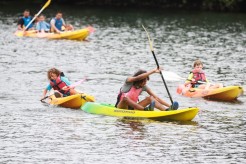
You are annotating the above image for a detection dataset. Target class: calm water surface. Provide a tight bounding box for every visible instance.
[0,5,246,164]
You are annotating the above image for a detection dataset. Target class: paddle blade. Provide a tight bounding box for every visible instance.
[42,0,52,10]
[162,71,185,81]
[142,25,154,51]
[69,77,87,88]
[87,26,95,33]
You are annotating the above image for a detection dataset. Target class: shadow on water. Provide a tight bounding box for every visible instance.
[204,97,245,104]
[118,117,199,126]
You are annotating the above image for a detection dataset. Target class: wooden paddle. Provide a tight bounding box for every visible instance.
[24,0,52,31]
[142,25,174,104]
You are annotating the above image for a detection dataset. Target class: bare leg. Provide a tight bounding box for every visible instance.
[117,97,145,110]
[69,89,78,95]
[139,96,167,111]
[54,91,63,98]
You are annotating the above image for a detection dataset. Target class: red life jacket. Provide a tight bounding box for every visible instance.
[191,69,206,85]
[50,76,68,93]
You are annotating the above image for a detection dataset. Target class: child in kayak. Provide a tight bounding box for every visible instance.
[50,11,74,33]
[36,15,50,33]
[184,60,223,90]
[42,68,77,99]
[115,68,179,111]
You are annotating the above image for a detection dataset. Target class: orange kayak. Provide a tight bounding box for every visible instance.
[177,85,244,101]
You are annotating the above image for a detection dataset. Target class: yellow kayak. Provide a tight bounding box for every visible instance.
[49,93,95,109]
[15,27,94,41]
[177,85,244,101]
[81,102,199,121]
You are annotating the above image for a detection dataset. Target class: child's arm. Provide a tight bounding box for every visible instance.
[50,19,61,33]
[45,22,51,29]
[42,84,52,98]
[145,87,170,107]
[127,68,161,83]
[42,89,48,98]
[184,73,193,86]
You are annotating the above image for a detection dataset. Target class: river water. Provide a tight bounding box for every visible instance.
[0,4,246,164]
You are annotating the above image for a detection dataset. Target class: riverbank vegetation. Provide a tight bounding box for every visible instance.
[1,0,246,12]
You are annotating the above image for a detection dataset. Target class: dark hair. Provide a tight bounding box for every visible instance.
[38,14,45,18]
[24,9,30,12]
[132,69,149,87]
[56,11,62,14]
[47,68,61,80]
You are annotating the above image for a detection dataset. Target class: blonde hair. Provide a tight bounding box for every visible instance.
[193,60,203,68]
[47,68,61,80]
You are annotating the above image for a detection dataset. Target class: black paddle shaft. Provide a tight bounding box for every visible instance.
[151,51,174,104]
[40,96,49,103]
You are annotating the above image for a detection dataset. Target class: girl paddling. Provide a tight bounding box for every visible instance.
[115,68,179,111]
[42,68,77,99]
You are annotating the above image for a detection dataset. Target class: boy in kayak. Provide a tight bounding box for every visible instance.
[184,60,223,90]
[17,9,35,31]
[115,68,179,111]
[42,68,77,99]
[50,11,74,33]
[36,15,50,33]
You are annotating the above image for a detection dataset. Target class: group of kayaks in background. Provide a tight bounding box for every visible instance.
[17,0,244,122]
[14,0,94,40]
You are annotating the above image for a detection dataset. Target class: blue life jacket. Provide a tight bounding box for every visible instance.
[22,16,33,29]
[54,18,63,31]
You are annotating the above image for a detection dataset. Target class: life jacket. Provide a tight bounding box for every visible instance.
[22,16,33,29]
[50,75,69,94]
[191,69,206,87]
[53,18,63,31]
[115,86,142,107]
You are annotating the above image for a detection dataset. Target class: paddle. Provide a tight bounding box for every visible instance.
[69,77,87,89]
[142,25,174,104]
[40,96,49,103]
[87,26,95,33]
[162,71,212,85]
[162,71,185,81]
[24,0,51,31]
